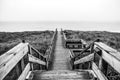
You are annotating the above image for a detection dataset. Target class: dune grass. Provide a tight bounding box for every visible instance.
[0,30,54,56]
[64,30,120,51]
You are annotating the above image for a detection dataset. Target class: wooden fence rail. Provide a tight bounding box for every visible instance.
[69,41,120,80]
[0,30,57,80]
[61,30,120,80]
[0,43,47,80]
[62,30,87,49]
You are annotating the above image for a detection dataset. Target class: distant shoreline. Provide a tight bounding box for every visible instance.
[0,21,120,32]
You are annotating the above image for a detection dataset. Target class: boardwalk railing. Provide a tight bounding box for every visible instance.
[45,29,57,69]
[61,30,120,80]
[62,30,87,49]
[0,30,57,80]
[70,40,120,80]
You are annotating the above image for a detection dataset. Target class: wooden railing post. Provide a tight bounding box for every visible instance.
[102,59,108,76]
[99,57,103,70]
[90,43,94,54]
[39,55,42,70]
[46,59,49,70]
[21,58,25,71]
[95,47,103,70]
[29,45,34,71]
[89,43,94,69]
[15,64,21,78]
[71,58,75,69]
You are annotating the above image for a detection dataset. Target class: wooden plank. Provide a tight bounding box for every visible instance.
[0,44,29,80]
[95,42,120,73]
[87,70,97,78]
[69,50,75,58]
[72,49,90,52]
[0,43,28,66]
[74,53,94,65]
[98,57,102,70]
[51,30,57,44]
[28,54,46,65]
[30,45,45,58]
[92,62,108,80]
[18,63,30,80]
[95,42,117,52]
[29,45,34,70]
[95,42,120,61]
[101,50,120,73]
[26,71,34,80]
[15,64,21,77]
[74,43,92,59]
[21,58,25,71]
[81,39,87,45]
[63,33,67,40]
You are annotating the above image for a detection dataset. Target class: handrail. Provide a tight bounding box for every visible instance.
[0,43,28,66]
[94,42,120,61]
[63,32,67,41]
[71,40,120,80]
[94,42,120,74]
[0,43,29,80]
[45,29,57,69]
[28,54,46,65]
[29,45,45,59]
[0,42,48,80]
[92,62,108,80]
[0,29,57,80]
[72,39,100,60]
[69,50,75,58]
[74,53,94,65]
[62,30,120,79]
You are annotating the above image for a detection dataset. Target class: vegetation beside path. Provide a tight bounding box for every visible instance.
[0,30,54,55]
[64,30,120,51]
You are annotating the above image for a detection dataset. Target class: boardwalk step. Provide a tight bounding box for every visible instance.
[31,32,93,80]
[33,70,92,80]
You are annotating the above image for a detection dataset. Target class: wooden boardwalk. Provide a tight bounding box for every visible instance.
[33,32,91,80]
[52,32,70,70]
[1,30,120,80]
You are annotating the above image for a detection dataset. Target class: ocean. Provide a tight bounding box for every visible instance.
[0,22,120,32]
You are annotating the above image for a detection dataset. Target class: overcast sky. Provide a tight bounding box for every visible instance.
[0,0,120,22]
[0,0,120,32]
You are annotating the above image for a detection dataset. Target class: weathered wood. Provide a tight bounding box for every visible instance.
[28,54,46,66]
[29,45,34,70]
[98,57,103,70]
[21,58,25,71]
[51,30,57,45]
[0,44,28,80]
[94,42,120,74]
[26,71,34,80]
[81,39,87,45]
[100,50,120,73]
[63,33,67,40]
[74,53,94,65]
[73,43,92,59]
[86,70,97,79]
[95,42,120,61]
[73,39,101,59]
[18,63,30,80]
[102,59,108,76]
[69,50,75,58]
[92,62,108,80]
[15,63,21,77]
[30,45,45,59]
[72,49,90,51]
[90,43,94,54]
[0,43,28,67]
